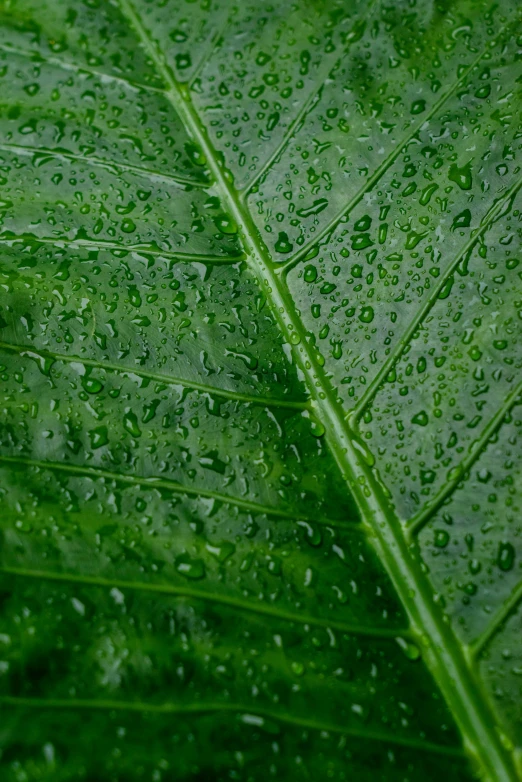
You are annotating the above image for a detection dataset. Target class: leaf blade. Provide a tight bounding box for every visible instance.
[0,0,521,779]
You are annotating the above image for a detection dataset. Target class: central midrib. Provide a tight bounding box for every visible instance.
[116,2,517,778]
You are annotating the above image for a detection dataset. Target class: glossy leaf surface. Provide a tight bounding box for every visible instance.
[0,0,521,779]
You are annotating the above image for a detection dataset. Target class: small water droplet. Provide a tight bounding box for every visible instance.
[434,529,450,548]
[396,637,421,661]
[304,265,317,283]
[497,542,515,572]
[175,554,206,580]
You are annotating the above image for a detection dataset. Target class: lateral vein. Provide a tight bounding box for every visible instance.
[0,695,465,756]
[0,454,354,527]
[0,42,165,94]
[0,341,310,411]
[0,142,209,189]
[408,381,522,537]
[0,566,400,638]
[471,580,522,659]
[352,173,522,422]
[283,38,502,272]
[242,0,379,197]
[0,234,243,264]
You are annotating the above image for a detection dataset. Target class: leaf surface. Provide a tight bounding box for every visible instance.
[0,0,521,779]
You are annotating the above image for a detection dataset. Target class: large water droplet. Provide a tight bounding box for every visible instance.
[448,161,473,191]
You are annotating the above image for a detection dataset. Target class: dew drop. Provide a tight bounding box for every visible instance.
[81,376,103,394]
[396,637,421,661]
[123,411,142,437]
[448,161,473,191]
[215,213,238,235]
[304,265,317,283]
[434,529,450,548]
[175,554,206,580]
[411,410,429,427]
[275,231,293,254]
[358,306,374,323]
[497,542,515,572]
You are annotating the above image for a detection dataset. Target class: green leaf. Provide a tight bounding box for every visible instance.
[0,0,521,779]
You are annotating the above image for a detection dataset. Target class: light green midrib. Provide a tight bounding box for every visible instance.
[32,2,516,778]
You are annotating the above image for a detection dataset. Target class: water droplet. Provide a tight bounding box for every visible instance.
[304,265,317,283]
[21,350,54,377]
[206,541,235,562]
[309,417,325,437]
[89,426,109,449]
[199,450,227,474]
[497,542,515,572]
[298,521,323,548]
[175,554,206,580]
[275,231,293,254]
[121,218,136,233]
[420,183,438,205]
[351,436,375,467]
[358,306,374,323]
[351,233,373,250]
[451,209,471,230]
[411,99,426,115]
[123,411,141,437]
[438,275,454,300]
[411,410,429,427]
[434,529,450,548]
[469,559,482,575]
[354,215,371,231]
[475,84,491,99]
[225,349,258,370]
[215,214,238,235]
[449,161,473,191]
[81,376,103,394]
[296,198,328,218]
[396,637,421,661]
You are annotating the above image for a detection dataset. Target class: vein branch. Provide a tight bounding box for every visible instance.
[352,173,522,422]
[471,581,522,659]
[282,40,497,273]
[0,695,465,756]
[242,0,379,197]
[0,142,209,189]
[0,341,310,412]
[408,381,522,538]
[0,234,243,264]
[0,566,399,638]
[187,15,230,89]
[0,42,164,94]
[0,454,352,527]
